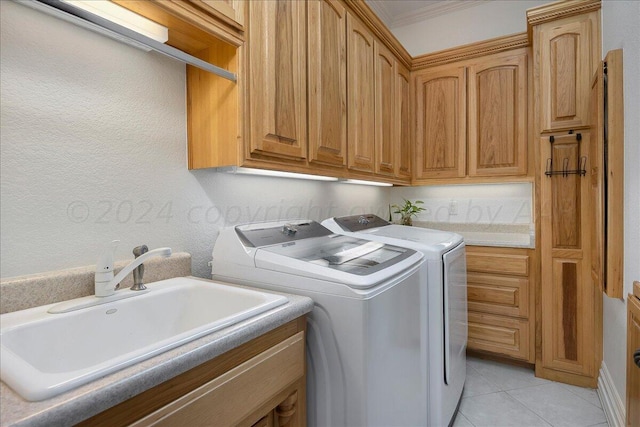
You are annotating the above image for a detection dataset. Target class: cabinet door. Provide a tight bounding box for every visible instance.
[130,333,305,427]
[588,62,604,293]
[189,0,244,28]
[247,0,307,162]
[346,12,375,173]
[468,50,527,176]
[396,63,411,179]
[414,66,466,179]
[538,12,598,132]
[539,133,600,383]
[308,0,347,168]
[374,40,396,176]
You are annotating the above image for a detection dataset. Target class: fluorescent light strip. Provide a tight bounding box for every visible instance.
[342,179,393,187]
[61,0,168,43]
[223,167,339,182]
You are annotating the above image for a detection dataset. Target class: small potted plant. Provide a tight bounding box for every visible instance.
[391,199,426,226]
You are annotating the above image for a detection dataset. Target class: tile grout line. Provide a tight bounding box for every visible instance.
[557,383,605,411]
[505,388,557,427]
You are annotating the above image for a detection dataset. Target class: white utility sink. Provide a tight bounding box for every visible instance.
[0,277,288,401]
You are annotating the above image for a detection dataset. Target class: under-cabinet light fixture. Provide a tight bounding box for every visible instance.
[341,179,393,187]
[20,0,237,81]
[61,0,169,44]
[220,167,339,182]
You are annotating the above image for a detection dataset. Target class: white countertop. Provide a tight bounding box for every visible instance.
[413,221,535,249]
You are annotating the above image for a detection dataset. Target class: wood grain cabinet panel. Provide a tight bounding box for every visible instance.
[132,332,305,427]
[374,40,396,176]
[467,246,536,363]
[347,12,375,173]
[539,132,601,386]
[468,51,527,176]
[589,62,605,293]
[589,49,624,298]
[188,0,244,28]
[467,273,529,318]
[307,0,347,168]
[538,12,599,132]
[246,0,307,163]
[396,64,411,179]
[414,66,466,179]
[466,246,534,363]
[77,319,307,427]
[466,252,529,277]
[468,312,530,361]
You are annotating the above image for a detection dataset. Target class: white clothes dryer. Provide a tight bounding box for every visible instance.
[211,220,429,427]
[322,214,468,427]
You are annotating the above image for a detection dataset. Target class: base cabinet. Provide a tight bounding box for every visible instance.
[76,319,307,427]
[627,283,640,427]
[466,246,535,363]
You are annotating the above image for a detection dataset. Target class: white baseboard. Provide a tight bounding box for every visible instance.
[598,361,626,427]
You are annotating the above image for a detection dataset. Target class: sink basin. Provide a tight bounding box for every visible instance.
[0,277,288,401]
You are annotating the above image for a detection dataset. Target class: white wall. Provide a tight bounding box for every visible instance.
[0,1,388,280]
[600,0,640,409]
[390,1,547,56]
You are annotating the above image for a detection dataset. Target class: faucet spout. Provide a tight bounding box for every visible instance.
[95,246,172,297]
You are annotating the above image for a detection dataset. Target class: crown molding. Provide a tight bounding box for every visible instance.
[412,32,529,70]
[526,0,601,40]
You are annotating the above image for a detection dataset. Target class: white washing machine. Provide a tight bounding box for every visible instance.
[322,214,467,427]
[211,220,429,427]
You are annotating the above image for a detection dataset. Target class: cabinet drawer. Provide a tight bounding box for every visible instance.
[467,273,529,318]
[467,252,529,276]
[132,332,305,427]
[467,312,530,361]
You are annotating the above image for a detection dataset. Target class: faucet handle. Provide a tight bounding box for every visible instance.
[132,245,149,291]
[95,240,120,297]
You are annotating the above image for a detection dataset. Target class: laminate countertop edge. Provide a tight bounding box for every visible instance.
[0,278,314,427]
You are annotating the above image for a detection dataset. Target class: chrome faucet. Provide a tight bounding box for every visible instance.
[95,241,172,297]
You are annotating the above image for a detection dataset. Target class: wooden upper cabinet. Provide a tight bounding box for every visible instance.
[468,50,528,176]
[246,0,307,163]
[347,12,375,173]
[374,40,396,176]
[396,64,411,179]
[188,0,244,29]
[538,12,599,133]
[414,65,466,179]
[307,0,347,168]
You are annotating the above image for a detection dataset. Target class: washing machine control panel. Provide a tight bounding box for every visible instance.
[235,220,332,247]
[334,214,390,232]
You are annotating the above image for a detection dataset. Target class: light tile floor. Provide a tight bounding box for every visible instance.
[453,357,609,427]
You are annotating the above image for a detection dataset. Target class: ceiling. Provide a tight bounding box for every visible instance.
[365,0,489,29]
